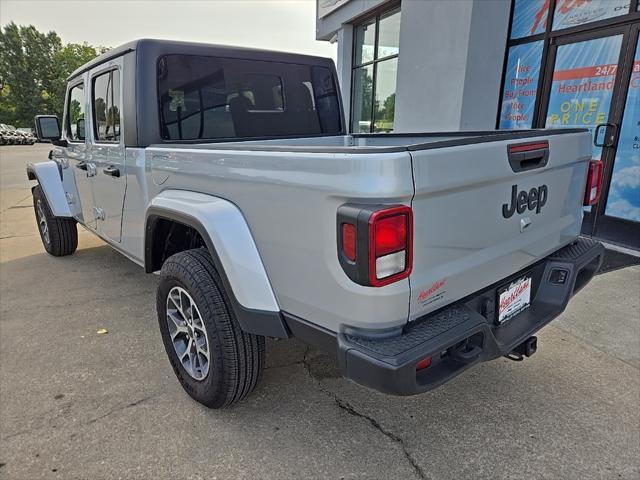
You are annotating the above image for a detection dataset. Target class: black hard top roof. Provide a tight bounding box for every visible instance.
[67,38,334,80]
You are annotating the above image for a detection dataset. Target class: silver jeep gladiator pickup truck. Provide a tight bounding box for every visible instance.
[28,39,605,408]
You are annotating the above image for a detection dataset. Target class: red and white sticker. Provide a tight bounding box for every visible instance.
[498,276,531,324]
[417,278,447,307]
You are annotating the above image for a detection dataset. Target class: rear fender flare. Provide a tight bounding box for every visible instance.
[26,161,72,217]
[145,190,289,338]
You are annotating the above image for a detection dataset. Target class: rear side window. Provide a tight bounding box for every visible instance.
[157,54,342,141]
[92,69,121,142]
[67,83,86,142]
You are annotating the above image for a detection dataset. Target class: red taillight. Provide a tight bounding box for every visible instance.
[337,204,413,287]
[583,160,603,206]
[368,206,413,287]
[341,223,357,261]
[374,214,407,256]
[416,356,432,371]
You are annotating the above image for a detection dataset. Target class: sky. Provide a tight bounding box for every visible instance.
[0,0,336,61]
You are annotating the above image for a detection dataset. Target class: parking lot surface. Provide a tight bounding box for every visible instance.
[1,144,639,480]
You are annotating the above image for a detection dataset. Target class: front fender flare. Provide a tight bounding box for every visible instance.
[26,161,72,217]
[145,190,289,338]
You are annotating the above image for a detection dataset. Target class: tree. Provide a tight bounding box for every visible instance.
[49,43,109,118]
[0,22,107,126]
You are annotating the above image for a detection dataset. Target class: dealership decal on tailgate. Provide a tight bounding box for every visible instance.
[498,276,532,324]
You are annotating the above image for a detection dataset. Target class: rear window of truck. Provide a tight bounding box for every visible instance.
[157,54,342,141]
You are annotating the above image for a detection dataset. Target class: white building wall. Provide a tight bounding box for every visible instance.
[335,25,354,127]
[395,0,510,131]
[460,0,512,129]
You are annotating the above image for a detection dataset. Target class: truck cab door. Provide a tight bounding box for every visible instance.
[65,77,97,230]
[88,64,126,243]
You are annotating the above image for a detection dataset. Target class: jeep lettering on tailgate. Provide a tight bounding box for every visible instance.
[502,184,548,218]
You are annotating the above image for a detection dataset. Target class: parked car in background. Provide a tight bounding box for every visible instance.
[6,125,25,144]
[0,124,19,144]
[17,128,36,145]
[0,124,36,145]
[9,125,26,144]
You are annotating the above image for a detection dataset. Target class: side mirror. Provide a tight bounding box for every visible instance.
[76,118,86,140]
[34,115,61,142]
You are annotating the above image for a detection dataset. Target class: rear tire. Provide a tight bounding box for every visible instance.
[157,248,265,408]
[32,185,78,256]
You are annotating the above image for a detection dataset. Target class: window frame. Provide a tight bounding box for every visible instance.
[65,79,87,144]
[497,0,640,129]
[350,4,401,134]
[90,67,122,145]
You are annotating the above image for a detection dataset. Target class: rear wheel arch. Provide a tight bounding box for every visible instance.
[144,211,209,274]
[144,204,289,338]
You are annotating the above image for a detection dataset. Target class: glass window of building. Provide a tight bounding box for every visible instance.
[510,0,548,39]
[552,0,630,31]
[351,7,400,133]
[499,41,544,129]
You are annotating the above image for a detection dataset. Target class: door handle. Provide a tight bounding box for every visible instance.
[507,141,549,172]
[594,123,618,148]
[103,165,120,178]
[76,161,88,171]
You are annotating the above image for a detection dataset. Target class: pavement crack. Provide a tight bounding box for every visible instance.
[1,395,163,442]
[0,193,32,213]
[302,347,428,480]
[86,393,161,425]
[0,233,38,240]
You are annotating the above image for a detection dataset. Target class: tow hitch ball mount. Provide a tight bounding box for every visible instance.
[504,336,537,361]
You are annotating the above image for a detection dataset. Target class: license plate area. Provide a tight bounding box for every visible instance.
[497,275,532,325]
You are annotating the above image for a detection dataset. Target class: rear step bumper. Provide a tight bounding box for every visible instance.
[291,238,604,396]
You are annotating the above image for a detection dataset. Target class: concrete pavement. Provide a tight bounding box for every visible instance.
[0,145,638,480]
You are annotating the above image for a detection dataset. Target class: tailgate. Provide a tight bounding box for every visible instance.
[408,131,592,321]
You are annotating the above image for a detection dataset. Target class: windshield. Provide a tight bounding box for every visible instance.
[158,54,342,141]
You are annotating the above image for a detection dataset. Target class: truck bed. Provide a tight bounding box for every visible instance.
[146,128,592,333]
[151,129,588,153]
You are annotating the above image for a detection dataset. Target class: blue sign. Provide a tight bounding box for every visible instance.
[545,35,623,161]
[553,0,630,31]
[500,41,544,129]
[605,40,640,222]
[511,0,548,39]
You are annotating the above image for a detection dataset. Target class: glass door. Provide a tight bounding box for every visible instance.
[539,24,639,247]
[596,26,640,248]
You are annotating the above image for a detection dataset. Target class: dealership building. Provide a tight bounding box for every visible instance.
[316,0,639,249]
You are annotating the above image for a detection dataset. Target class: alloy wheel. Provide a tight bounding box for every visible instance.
[36,199,50,245]
[166,286,211,380]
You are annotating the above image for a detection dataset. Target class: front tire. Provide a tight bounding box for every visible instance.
[157,248,265,408]
[32,185,78,256]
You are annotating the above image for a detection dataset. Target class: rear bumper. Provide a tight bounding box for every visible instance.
[288,237,604,396]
